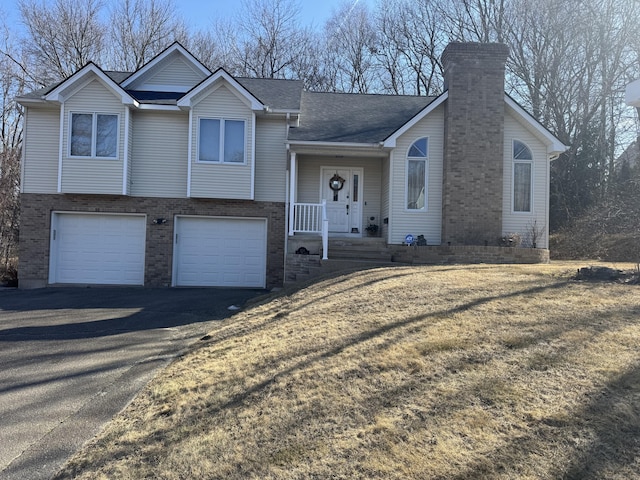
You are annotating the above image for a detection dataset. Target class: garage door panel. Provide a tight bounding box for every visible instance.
[174,217,266,287]
[51,214,146,285]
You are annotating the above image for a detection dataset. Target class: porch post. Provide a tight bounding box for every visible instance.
[321,199,329,260]
[288,152,297,236]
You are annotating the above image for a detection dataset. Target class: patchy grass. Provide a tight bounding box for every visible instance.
[54,262,640,479]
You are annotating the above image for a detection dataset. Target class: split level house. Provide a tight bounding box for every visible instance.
[17,42,566,289]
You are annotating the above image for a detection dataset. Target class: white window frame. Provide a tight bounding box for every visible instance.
[512,139,533,214]
[68,112,119,159]
[405,137,429,212]
[197,117,246,165]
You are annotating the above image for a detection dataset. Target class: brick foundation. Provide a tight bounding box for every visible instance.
[19,193,286,288]
[389,244,549,265]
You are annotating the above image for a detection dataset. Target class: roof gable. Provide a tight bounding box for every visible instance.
[177,68,264,111]
[121,42,211,92]
[383,92,448,147]
[44,63,135,105]
[504,96,567,158]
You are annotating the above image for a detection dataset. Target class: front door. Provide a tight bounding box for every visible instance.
[321,167,363,234]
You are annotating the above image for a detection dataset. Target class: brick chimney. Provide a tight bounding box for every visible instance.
[441,42,510,245]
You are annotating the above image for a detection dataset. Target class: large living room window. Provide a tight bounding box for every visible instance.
[70,113,118,158]
[199,118,245,163]
[513,140,533,212]
[406,137,428,210]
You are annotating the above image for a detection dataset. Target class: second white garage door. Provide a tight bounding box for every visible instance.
[173,216,267,287]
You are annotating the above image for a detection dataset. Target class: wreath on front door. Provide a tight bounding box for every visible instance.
[329,173,345,191]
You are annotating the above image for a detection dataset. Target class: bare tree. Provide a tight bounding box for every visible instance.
[107,0,186,71]
[324,0,379,93]
[212,0,309,79]
[19,0,106,83]
[0,20,26,277]
[375,0,444,96]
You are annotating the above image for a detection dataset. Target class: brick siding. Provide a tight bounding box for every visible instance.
[19,193,285,289]
[441,42,510,245]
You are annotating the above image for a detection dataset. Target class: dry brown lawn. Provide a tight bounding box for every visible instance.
[54,262,640,479]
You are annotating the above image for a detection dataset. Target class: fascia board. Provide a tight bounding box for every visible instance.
[382,92,448,148]
[504,96,568,157]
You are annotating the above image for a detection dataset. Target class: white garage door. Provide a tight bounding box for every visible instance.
[174,216,267,287]
[50,213,146,285]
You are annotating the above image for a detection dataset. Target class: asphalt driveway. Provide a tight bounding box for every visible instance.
[0,287,265,480]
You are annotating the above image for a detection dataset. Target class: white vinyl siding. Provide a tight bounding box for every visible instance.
[502,111,550,248]
[21,106,59,193]
[296,156,382,228]
[131,110,188,197]
[135,55,207,91]
[190,85,253,199]
[61,79,126,194]
[389,104,444,245]
[255,118,287,202]
[381,157,390,241]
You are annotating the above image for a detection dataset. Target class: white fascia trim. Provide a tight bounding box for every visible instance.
[287,140,384,149]
[625,79,640,107]
[137,104,182,111]
[45,64,136,105]
[505,96,568,157]
[251,112,256,200]
[122,107,130,195]
[15,97,47,105]
[187,109,193,197]
[177,70,264,110]
[121,43,211,89]
[57,104,64,193]
[383,92,448,148]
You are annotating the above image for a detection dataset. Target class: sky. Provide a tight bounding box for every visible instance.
[5,0,376,37]
[170,0,374,30]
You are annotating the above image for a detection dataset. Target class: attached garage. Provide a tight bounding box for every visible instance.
[49,213,146,285]
[173,216,267,287]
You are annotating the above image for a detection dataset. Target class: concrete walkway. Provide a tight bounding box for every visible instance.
[0,287,264,480]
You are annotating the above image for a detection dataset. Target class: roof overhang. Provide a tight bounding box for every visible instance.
[177,68,265,111]
[383,92,448,148]
[625,79,640,107]
[287,140,389,158]
[43,63,136,105]
[505,96,568,159]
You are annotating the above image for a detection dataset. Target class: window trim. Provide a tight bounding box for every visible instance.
[405,137,429,212]
[512,139,533,214]
[68,112,119,160]
[197,117,247,165]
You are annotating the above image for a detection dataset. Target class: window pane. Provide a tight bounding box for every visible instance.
[407,159,426,210]
[224,120,245,163]
[71,113,92,156]
[514,162,532,212]
[408,137,428,157]
[353,174,359,202]
[199,119,220,161]
[96,114,117,157]
[514,140,532,160]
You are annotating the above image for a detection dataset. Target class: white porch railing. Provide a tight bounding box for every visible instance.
[290,200,329,260]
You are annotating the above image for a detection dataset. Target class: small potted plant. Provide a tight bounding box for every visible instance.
[365,223,379,236]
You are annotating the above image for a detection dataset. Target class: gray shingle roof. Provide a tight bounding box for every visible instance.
[289,91,435,144]
[236,77,303,111]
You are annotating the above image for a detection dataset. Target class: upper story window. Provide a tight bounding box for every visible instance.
[70,113,118,158]
[513,140,533,212]
[198,118,245,164]
[406,137,428,210]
